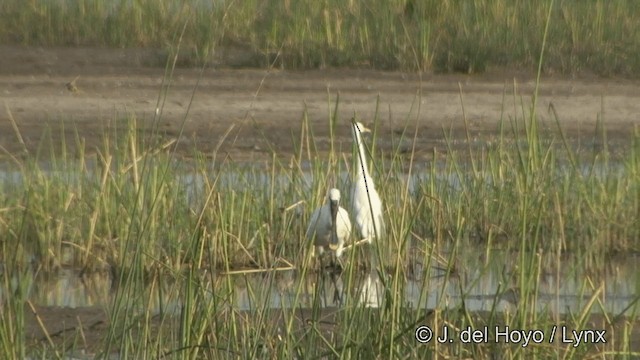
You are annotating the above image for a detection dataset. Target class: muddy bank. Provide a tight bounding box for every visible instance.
[0,46,638,162]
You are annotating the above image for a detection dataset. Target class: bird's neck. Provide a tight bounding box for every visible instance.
[354,130,371,180]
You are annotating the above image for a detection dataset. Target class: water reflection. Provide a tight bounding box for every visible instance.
[34,269,113,308]
[357,272,383,308]
[5,250,638,317]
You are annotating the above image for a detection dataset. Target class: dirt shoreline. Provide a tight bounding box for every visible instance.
[23,304,640,355]
[1,46,638,162]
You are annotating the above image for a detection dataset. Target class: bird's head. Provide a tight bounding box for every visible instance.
[328,188,341,204]
[351,119,372,136]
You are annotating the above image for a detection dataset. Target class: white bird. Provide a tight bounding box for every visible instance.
[306,188,352,258]
[351,120,385,243]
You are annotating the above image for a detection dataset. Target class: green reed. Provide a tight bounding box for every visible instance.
[0,86,638,356]
[2,3,640,356]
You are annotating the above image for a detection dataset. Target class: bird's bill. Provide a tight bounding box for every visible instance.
[328,200,340,250]
[352,120,372,134]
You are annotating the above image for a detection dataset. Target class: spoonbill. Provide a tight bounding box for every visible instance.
[351,120,385,243]
[306,188,352,258]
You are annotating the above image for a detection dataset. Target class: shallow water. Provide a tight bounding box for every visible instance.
[1,163,636,317]
[5,248,638,318]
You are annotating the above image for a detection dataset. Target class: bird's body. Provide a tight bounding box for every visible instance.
[306,188,352,258]
[351,121,385,243]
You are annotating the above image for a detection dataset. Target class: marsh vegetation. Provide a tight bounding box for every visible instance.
[1,0,639,358]
[1,89,639,357]
[1,0,640,75]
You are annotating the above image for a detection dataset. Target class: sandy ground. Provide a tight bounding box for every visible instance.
[1,46,638,162]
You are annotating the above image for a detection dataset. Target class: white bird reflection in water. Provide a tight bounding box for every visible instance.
[8,252,640,318]
[358,272,383,308]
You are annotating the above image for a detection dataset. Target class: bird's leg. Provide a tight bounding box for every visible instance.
[335,255,345,273]
[329,269,343,306]
[328,252,343,305]
[329,252,344,274]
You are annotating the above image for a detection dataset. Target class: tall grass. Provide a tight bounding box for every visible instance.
[1,2,640,356]
[0,86,638,357]
[1,0,640,75]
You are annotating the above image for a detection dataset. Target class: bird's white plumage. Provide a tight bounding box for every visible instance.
[351,121,385,242]
[306,188,352,257]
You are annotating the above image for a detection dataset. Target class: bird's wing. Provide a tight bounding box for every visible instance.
[306,207,322,239]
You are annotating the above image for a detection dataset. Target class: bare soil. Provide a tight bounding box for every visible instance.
[23,304,640,355]
[1,46,638,163]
